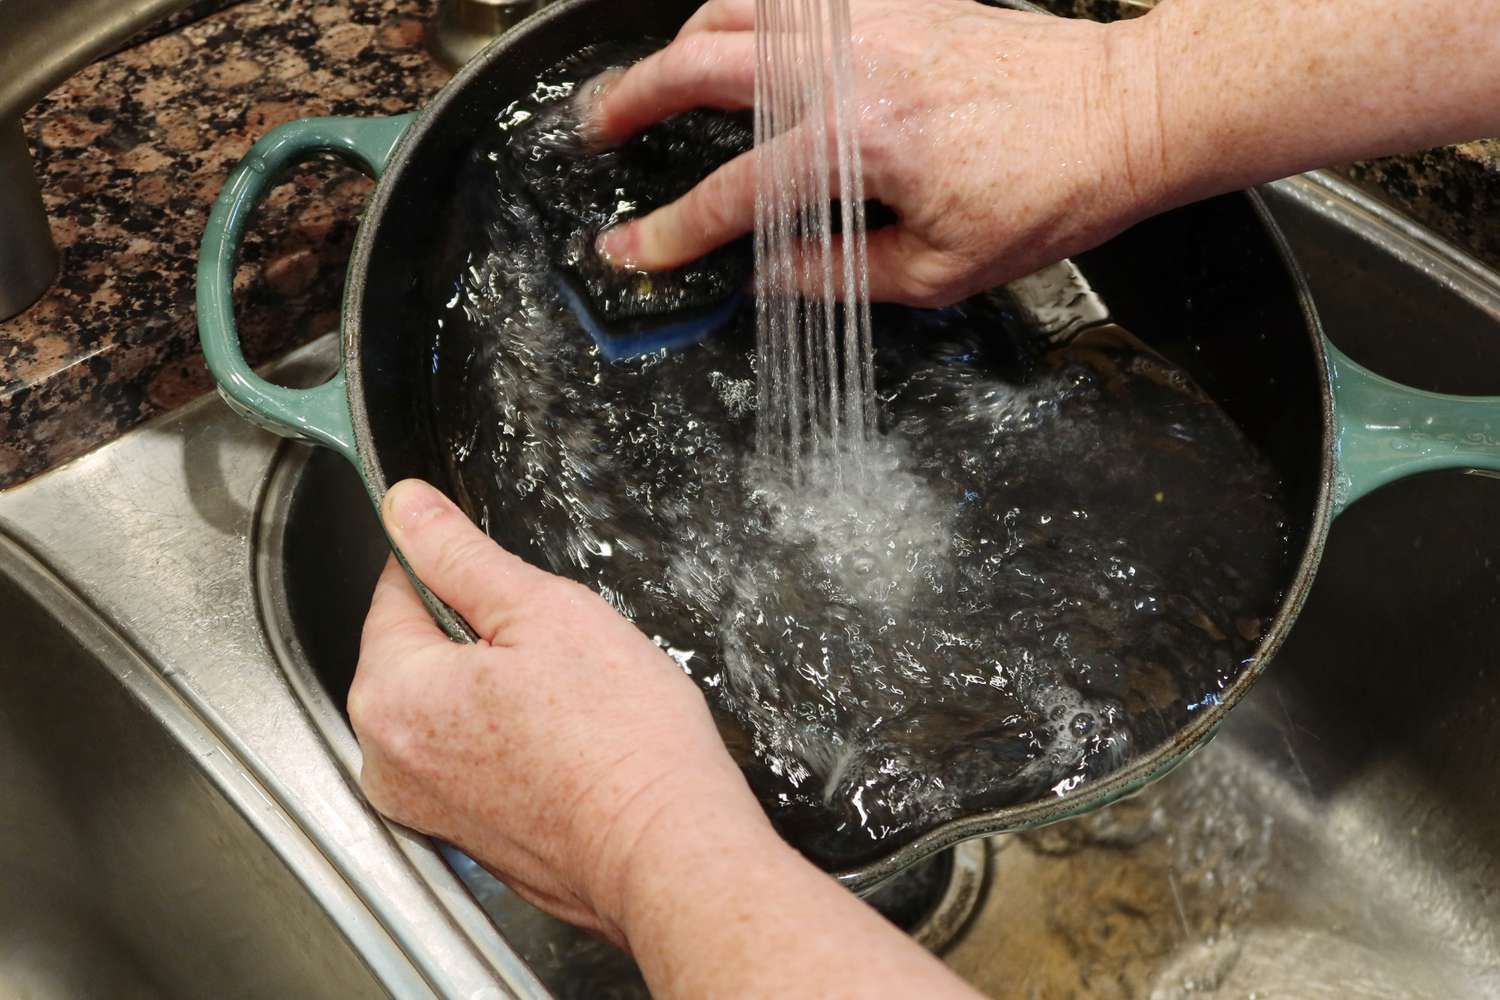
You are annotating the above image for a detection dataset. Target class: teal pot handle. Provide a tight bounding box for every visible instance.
[1328,339,1500,514]
[196,114,417,463]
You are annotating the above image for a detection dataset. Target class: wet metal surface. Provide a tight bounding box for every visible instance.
[943,177,1500,997]
[0,348,545,999]
[0,536,387,999]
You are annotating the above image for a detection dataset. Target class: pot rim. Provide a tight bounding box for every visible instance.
[337,0,1338,890]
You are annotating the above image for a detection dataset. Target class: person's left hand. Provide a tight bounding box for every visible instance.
[348,479,768,945]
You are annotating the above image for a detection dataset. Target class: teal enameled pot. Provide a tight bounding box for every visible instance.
[196,0,1500,890]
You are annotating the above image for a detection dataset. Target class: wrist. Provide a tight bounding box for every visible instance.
[1116,0,1358,209]
[606,786,793,947]
[1096,11,1183,219]
[581,768,782,944]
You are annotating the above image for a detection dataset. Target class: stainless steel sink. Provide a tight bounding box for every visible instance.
[0,534,385,998]
[1,170,1496,998]
[941,179,1500,998]
[0,359,547,998]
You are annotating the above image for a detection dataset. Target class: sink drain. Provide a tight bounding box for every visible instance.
[868,839,992,954]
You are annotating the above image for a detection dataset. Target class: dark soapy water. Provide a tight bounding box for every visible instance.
[430,45,1291,870]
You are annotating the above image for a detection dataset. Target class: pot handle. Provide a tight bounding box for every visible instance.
[1328,340,1500,513]
[196,114,417,464]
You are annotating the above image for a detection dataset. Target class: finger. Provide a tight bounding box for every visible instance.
[789,227,958,308]
[679,0,754,36]
[350,555,462,756]
[591,32,756,145]
[598,122,845,270]
[380,478,546,644]
[359,554,447,662]
[598,148,758,270]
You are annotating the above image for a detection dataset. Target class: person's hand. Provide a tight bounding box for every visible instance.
[350,482,982,999]
[586,0,1167,307]
[348,479,768,944]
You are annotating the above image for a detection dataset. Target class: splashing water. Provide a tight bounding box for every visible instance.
[433,43,1292,869]
[753,0,876,467]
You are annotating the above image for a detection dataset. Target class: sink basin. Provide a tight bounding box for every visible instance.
[0,534,386,999]
[953,180,1500,997]
[946,470,1500,997]
[254,173,1500,997]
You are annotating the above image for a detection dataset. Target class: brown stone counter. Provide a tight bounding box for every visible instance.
[1,0,447,486]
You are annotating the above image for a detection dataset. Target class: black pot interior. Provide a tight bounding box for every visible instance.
[1071,195,1324,544]
[351,0,1327,851]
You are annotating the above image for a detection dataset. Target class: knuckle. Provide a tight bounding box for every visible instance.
[375,715,423,774]
[346,677,373,732]
[903,283,946,309]
[347,675,390,739]
[901,253,960,308]
[431,531,492,588]
[348,676,423,769]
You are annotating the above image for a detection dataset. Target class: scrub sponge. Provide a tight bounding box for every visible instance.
[491,44,753,359]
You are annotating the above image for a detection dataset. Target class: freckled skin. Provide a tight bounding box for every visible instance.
[598,0,1144,306]
[594,0,1500,307]
[355,1,1500,995]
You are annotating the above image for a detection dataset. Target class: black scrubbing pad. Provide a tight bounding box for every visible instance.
[491,43,753,337]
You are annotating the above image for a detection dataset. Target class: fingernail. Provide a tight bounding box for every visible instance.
[596,224,636,269]
[575,67,625,148]
[382,479,449,539]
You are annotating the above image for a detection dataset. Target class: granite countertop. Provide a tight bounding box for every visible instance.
[1,0,1497,487]
[1,0,448,486]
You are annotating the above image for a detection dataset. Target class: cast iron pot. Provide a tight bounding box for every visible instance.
[198,0,1500,890]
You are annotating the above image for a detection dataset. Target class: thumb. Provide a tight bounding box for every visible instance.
[381,479,543,643]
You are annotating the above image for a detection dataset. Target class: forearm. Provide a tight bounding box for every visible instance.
[614,808,979,1000]
[1133,0,1500,207]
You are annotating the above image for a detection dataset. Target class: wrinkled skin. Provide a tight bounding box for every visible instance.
[591,0,1166,306]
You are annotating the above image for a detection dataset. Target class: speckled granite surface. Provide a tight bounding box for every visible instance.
[0,0,447,486]
[1346,141,1500,270]
[119,1,246,51]
[2,0,1498,486]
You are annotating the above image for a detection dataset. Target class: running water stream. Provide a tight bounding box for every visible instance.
[753,0,876,466]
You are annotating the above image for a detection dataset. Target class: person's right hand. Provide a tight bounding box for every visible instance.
[586,0,1168,307]
[588,0,1500,312]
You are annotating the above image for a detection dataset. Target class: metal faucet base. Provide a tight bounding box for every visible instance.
[428,0,541,70]
[0,120,58,321]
